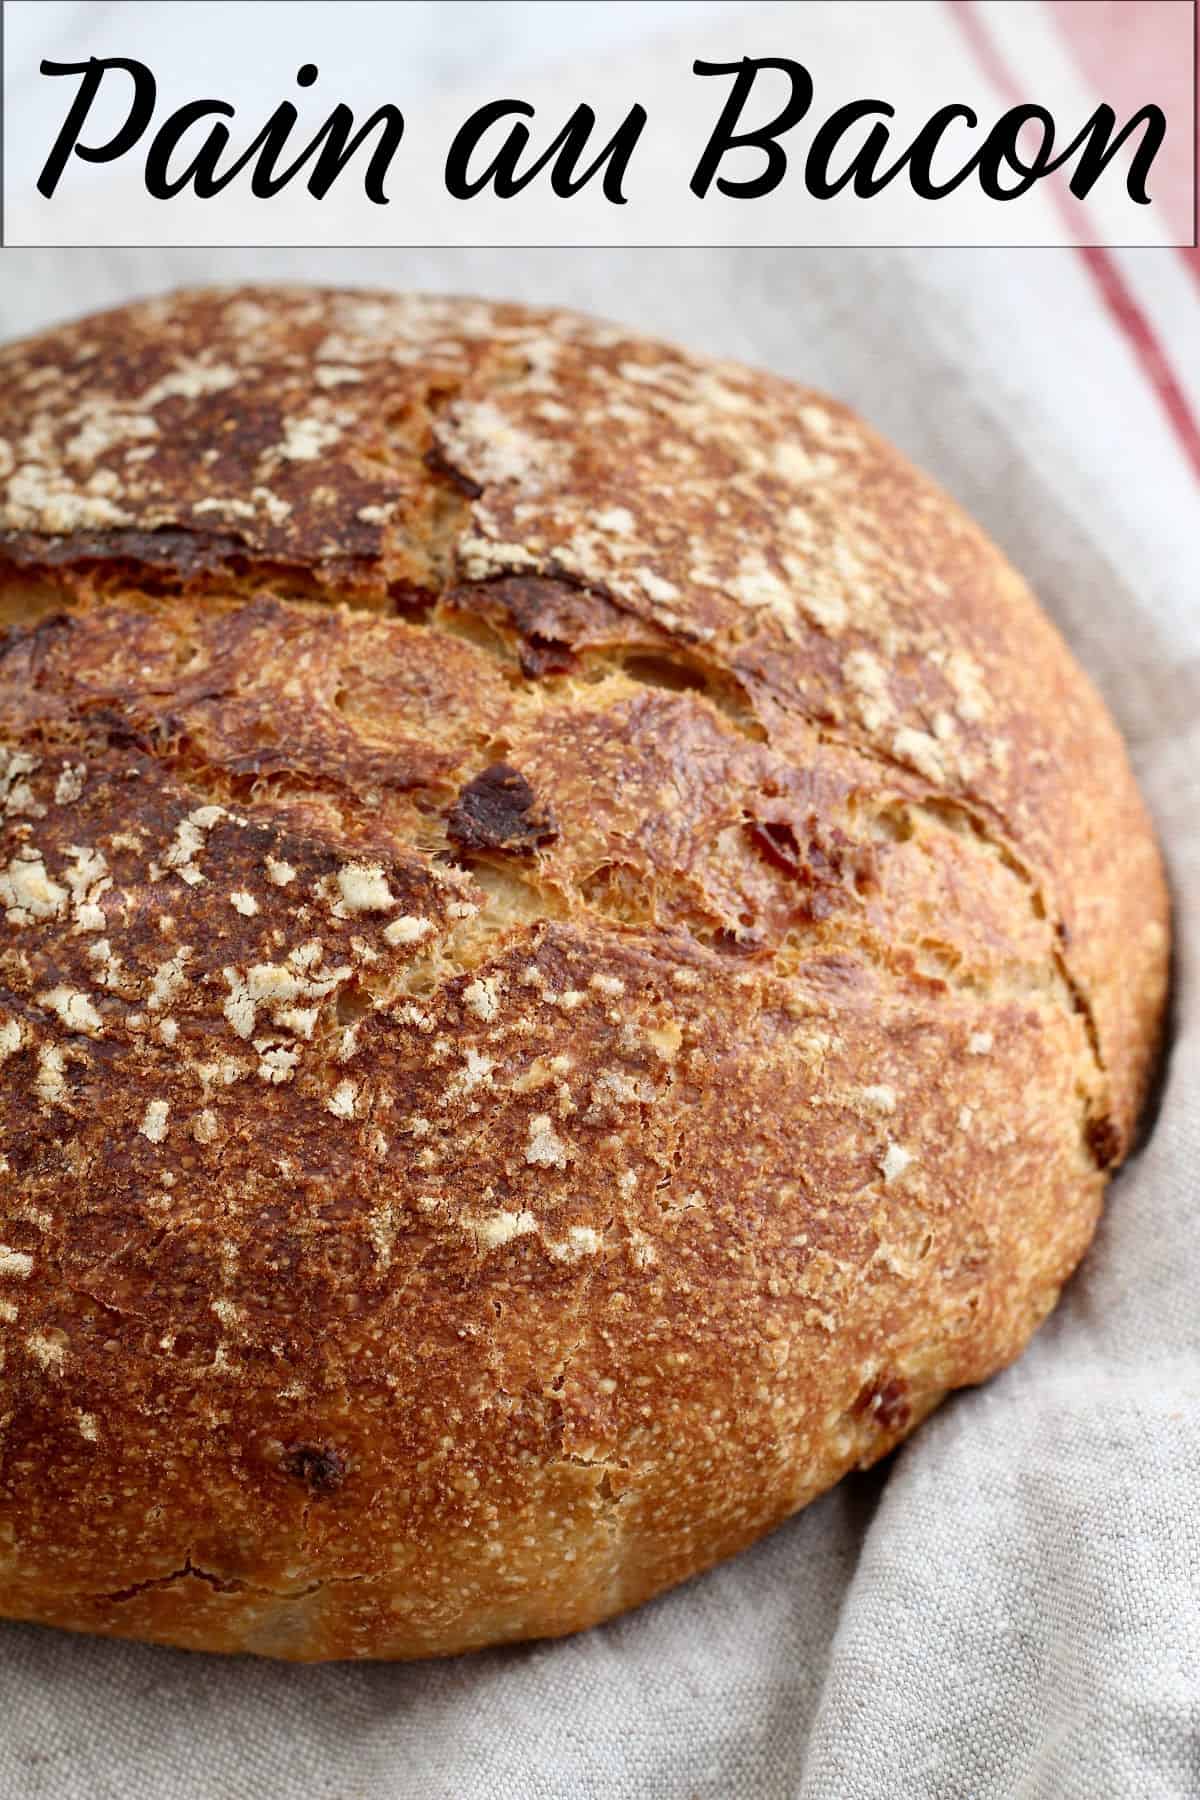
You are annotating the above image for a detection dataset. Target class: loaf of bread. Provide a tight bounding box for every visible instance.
[0,289,1167,1661]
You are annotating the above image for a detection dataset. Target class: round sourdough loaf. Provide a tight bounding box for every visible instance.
[0,289,1168,1661]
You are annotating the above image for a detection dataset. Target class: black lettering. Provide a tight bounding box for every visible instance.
[155,105,296,200]
[893,104,980,198]
[37,56,156,197]
[1042,102,1165,204]
[804,100,894,199]
[807,102,981,199]
[142,66,404,204]
[144,99,236,199]
[288,103,406,202]
[142,64,306,199]
[447,99,532,197]
[970,104,1057,199]
[691,57,813,199]
[446,99,644,203]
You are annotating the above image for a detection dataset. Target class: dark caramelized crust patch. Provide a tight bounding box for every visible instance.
[281,1446,348,1497]
[447,763,559,855]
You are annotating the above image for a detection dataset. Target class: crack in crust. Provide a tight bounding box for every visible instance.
[0,588,1105,1144]
[0,555,1131,1148]
[89,1557,386,1607]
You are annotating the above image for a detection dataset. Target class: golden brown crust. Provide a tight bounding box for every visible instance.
[0,289,1168,1660]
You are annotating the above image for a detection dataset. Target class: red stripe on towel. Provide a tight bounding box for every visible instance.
[947,0,1200,483]
[1045,0,1195,251]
